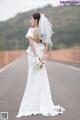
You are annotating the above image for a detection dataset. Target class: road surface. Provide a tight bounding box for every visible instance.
[0,54,80,120]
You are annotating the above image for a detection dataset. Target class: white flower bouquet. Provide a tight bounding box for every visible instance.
[32,56,46,70]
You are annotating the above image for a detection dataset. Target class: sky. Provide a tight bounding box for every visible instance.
[0,0,60,21]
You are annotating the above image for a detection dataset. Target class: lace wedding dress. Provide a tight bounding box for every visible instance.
[16,27,65,117]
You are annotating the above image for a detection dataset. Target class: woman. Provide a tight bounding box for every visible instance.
[16,12,65,117]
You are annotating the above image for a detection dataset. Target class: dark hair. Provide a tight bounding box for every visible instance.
[32,12,42,43]
[32,12,40,23]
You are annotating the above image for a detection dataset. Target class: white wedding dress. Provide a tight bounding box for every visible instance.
[16,27,65,117]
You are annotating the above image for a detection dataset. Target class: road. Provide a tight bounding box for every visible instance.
[0,54,80,120]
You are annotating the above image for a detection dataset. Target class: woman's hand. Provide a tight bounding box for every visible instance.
[41,53,48,64]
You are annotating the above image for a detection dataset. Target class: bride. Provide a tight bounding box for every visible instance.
[16,12,65,117]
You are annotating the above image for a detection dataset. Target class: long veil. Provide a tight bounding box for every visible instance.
[38,13,54,47]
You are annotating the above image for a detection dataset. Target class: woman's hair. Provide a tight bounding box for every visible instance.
[32,12,40,24]
[32,12,42,43]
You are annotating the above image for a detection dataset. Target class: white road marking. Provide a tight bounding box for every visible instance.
[0,57,22,73]
[0,56,80,73]
[52,61,80,72]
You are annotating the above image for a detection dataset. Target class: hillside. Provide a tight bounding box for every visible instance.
[0,4,80,50]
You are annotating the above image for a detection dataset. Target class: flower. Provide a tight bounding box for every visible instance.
[32,56,45,70]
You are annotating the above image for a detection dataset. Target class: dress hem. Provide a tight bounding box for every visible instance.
[16,106,66,118]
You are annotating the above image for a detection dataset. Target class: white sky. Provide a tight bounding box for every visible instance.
[0,0,60,21]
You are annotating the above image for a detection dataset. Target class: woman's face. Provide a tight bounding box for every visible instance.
[30,17,38,27]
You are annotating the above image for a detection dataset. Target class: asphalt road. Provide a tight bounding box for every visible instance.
[0,54,80,120]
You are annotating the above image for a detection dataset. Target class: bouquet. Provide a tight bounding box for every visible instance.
[32,56,46,71]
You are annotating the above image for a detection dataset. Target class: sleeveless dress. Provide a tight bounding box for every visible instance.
[16,27,65,117]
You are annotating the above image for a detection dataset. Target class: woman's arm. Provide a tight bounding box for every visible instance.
[41,43,48,60]
[43,43,48,54]
[39,35,49,54]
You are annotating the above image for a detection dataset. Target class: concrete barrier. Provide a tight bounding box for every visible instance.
[47,48,80,64]
[0,48,80,68]
[0,50,24,68]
